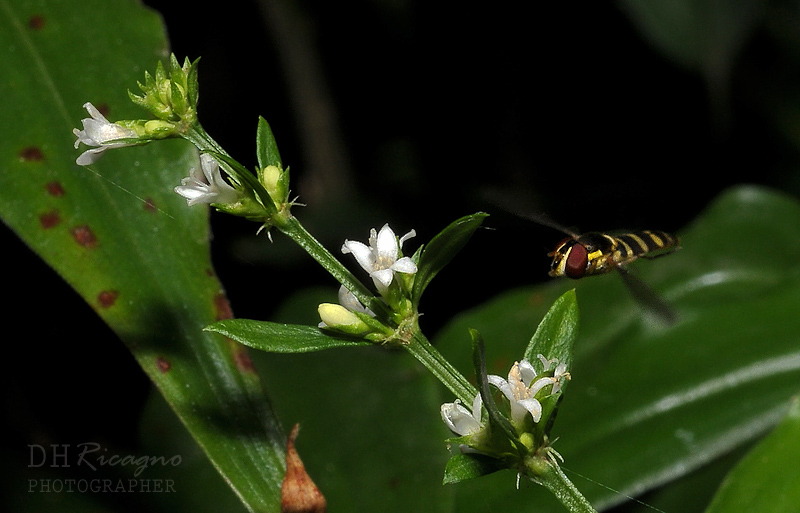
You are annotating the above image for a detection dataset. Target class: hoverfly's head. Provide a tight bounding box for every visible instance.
[548,238,588,279]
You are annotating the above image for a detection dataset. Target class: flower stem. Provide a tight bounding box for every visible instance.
[406,330,477,404]
[182,124,386,317]
[534,462,598,513]
[277,216,389,319]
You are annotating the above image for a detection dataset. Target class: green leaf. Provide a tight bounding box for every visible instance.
[443,453,504,485]
[0,1,285,511]
[412,212,489,307]
[206,319,370,353]
[256,116,282,169]
[704,396,800,513]
[523,288,578,370]
[434,185,800,511]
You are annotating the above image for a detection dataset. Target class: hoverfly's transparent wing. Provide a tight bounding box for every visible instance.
[481,189,580,238]
[616,265,678,324]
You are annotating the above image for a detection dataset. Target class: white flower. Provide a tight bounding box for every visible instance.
[537,354,570,395]
[174,154,240,206]
[441,394,484,436]
[341,224,417,293]
[336,285,374,316]
[73,102,139,166]
[488,359,557,425]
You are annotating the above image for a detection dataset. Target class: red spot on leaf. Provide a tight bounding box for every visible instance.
[28,15,45,30]
[97,290,119,308]
[233,345,256,373]
[143,197,157,212]
[214,293,233,320]
[71,225,97,248]
[96,104,111,117]
[156,357,171,373]
[205,268,215,277]
[19,146,44,161]
[45,181,65,197]
[281,424,326,513]
[39,210,61,229]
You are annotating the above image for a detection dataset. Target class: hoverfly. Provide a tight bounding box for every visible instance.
[549,229,680,280]
[486,195,681,322]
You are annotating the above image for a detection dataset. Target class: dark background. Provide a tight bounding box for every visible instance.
[6,0,800,509]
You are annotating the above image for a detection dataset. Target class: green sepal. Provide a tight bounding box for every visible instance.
[256,116,283,170]
[412,212,488,307]
[443,453,505,485]
[206,318,371,353]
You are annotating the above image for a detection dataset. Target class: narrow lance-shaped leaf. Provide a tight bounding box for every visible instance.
[470,328,520,448]
[524,288,579,375]
[207,319,370,353]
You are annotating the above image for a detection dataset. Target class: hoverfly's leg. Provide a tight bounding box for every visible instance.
[616,266,678,324]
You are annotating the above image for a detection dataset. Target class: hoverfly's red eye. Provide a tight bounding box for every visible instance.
[565,244,588,279]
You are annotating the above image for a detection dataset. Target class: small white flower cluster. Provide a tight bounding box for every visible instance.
[318,224,418,335]
[441,355,569,438]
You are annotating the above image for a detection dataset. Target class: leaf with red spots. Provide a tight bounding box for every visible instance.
[0,1,285,511]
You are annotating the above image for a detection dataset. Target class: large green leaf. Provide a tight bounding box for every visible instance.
[434,185,800,511]
[704,395,800,513]
[0,1,285,511]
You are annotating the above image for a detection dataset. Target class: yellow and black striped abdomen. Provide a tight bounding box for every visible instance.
[613,230,679,264]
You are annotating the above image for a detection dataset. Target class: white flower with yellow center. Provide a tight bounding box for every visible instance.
[488,359,557,425]
[341,224,417,293]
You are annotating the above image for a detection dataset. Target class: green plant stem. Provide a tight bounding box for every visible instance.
[278,216,387,316]
[535,462,598,513]
[406,330,477,404]
[183,124,385,315]
[184,123,475,403]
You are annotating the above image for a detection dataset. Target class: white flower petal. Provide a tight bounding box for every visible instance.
[174,155,240,206]
[342,240,375,273]
[375,224,398,263]
[337,285,374,316]
[518,359,538,385]
[514,398,543,424]
[370,268,395,289]
[488,374,515,402]
[529,377,556,396]
[75,148,107,166]
[441,398,483,436]
[391,256,418,274]
[399,229,416,246]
